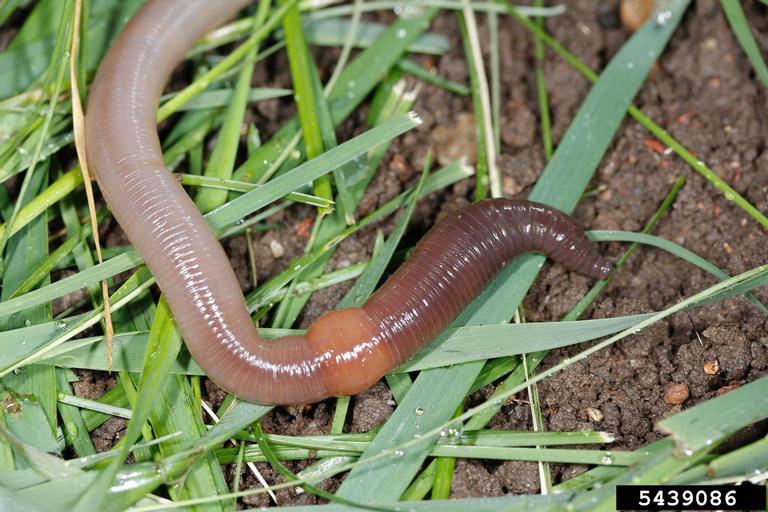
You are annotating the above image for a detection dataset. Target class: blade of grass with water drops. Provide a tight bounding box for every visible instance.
[0,162,57,458]
[72,299,185,512]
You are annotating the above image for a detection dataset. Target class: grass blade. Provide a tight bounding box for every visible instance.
[207,112,420,230]
[195,7,265,214]
[721,0,768,88]
[458,0,498,198]
[1,162,56,458]
[55,369,96,456]
[281,0,332,214]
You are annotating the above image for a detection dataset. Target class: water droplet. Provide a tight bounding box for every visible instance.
[445,426,464,439]
[56,320,67,329]
[24,319,32,327]
[397,28,407,38]
[627,62,635,69]
[655,10,672,26]
[393,449,404,457]
[414,407,424,416]
[394,4,420,18]
[600,454,614,465]
[439,430,447,438]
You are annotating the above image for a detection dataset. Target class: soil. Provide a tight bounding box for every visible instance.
[68,0,768,506]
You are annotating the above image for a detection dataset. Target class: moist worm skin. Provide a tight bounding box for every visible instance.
[85,0,612,405]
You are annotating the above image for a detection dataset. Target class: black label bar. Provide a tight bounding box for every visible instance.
[616,484,766,510]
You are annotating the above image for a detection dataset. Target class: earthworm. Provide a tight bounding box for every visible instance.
[84,0,612,405]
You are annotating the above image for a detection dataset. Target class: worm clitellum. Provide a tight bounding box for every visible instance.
[84,0,612,405]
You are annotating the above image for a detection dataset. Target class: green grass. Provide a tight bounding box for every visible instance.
[0,0,767,510]
[721,0,768,89]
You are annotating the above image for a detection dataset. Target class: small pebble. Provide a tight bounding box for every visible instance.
[390,153,413,183]
[269,239,285,258]
[586,407,604,422]
[620,0,654,32]
[663,382,689,405]
[703,37,718,51]
[501,100,535,148]
[431,112,477,166]
[295,218,313,238]
[503,175,522,196]
[643,137,666,155]
[703,359,720,375]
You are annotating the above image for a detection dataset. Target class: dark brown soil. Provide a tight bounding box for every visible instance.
[70,0,768,505]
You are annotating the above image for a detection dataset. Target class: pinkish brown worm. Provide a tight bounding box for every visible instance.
[85,0,611,405]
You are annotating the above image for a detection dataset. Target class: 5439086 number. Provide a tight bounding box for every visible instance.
[616,484,765,510]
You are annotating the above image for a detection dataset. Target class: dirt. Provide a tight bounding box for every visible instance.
[66,0,768,505]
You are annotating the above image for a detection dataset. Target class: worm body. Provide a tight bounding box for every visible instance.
[85,0,611,405]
